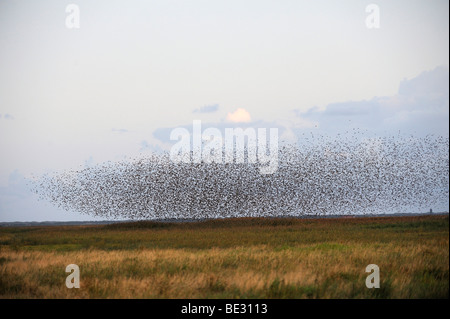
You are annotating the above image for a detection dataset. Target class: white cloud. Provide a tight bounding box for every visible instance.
[112,128,129,133]
[226,108,252,123]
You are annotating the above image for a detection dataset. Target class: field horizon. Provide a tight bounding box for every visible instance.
[1,211,448,227]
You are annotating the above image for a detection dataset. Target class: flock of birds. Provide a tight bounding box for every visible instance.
[32,133,449,220]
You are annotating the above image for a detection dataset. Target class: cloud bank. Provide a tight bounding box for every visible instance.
[296,66,449,136]
[0,113,14,120]
[193,104,219,113]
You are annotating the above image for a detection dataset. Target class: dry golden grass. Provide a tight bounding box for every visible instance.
[0,215,448,298]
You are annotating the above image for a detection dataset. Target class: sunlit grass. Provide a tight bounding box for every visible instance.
[0,215,448,298]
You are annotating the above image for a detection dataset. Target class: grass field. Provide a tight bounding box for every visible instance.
[0,215,448,299]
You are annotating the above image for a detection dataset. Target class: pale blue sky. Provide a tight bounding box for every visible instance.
[0,0,448,221]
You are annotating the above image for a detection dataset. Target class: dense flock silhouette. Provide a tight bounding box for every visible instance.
[32,133,449,219]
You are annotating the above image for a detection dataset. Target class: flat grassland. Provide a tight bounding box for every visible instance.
[0,215,448,299]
